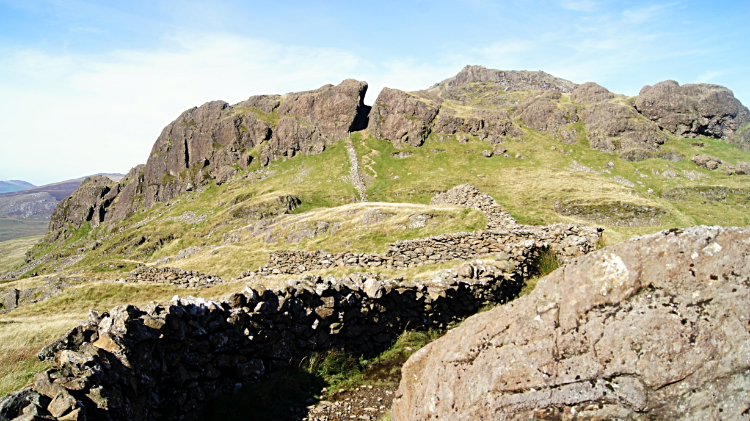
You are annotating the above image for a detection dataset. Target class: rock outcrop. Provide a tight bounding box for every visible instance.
[570,82,614,104]
[367,88,443,147]
[513,91,579,144]
[44,80,367,242]
[392,226,750,420]
[580,101,667,153]
[432,65,578,94]
[635,80,750,140]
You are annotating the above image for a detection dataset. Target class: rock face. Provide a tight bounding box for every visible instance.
[44,80,367,242]
[513,91,579,144]
[432,65,578,94]
[392,226,750,420]
[570,82,614,104]
[367,88,443,147]
[580,101,667,153]
[635,80,750,140]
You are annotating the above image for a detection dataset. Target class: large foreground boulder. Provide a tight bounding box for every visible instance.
[392,226,750,420]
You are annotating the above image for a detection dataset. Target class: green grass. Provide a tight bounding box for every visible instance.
[0,217,48,243]
[0,235,42,276]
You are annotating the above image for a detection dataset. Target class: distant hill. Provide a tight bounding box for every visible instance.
[0,180,35,194]
[0,173,123,202]
[0,173,123,242]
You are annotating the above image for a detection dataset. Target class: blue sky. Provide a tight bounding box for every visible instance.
[1,0,749,185]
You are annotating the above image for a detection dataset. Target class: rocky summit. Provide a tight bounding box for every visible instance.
[2,65,750,421]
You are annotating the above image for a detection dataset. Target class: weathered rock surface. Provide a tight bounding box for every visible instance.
[367,88,443,147]
[432,65,578,94]
[392,226,750,420]
[580,101,667,152]
[570,82,614,104]
[513,91,578,144]
[635,80,750,140]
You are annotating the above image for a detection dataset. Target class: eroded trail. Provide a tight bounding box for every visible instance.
[345,135,368,202]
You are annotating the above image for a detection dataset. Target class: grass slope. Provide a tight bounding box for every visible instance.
[0,235,42,275]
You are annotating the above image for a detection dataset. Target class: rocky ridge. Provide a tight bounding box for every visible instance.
[44,80,368,244]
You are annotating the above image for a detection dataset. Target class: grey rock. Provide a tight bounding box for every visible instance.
[392,226,750,421]
[3,289,19,310]
[571,82,614,103]
[367,88,442,148]
[432,65,578,93]
[635,80,750,140]
[692,154,723,170]
[514,91,578,143]
[580,101,667,153]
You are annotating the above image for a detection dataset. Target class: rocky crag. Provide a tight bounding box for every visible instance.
[45,80,369,243]
[392,225,750,420]
[368,65,749,156]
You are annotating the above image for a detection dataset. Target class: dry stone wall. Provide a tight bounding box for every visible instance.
[0,260,526,421]
[124,267,226,288]
[255,184,601,276]
[257,223,600,276]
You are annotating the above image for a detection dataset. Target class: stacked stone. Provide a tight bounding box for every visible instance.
[124,267,225,288]
[0,261,524,421]
[430,184,517,229]
[258,223,601,275]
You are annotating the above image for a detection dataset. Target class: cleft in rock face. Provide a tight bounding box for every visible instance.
[392,225,750,420]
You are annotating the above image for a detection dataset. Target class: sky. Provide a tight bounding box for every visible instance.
[1,0,749,186]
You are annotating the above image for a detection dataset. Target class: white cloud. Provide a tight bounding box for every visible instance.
[696,70,722,83]
[0,34,363,184]
[561,0,599,12]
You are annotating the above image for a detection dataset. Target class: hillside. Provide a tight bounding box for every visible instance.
[0,181,35,194]
[6,66,747,282]
[0,66,749,420]
[0,174,124,242]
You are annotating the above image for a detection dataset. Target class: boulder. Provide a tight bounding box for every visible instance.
[3,288,19,310]
[692,154,723,170]
[571,82,614,103]
[393,226,750,420]
[635,80,750,139]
